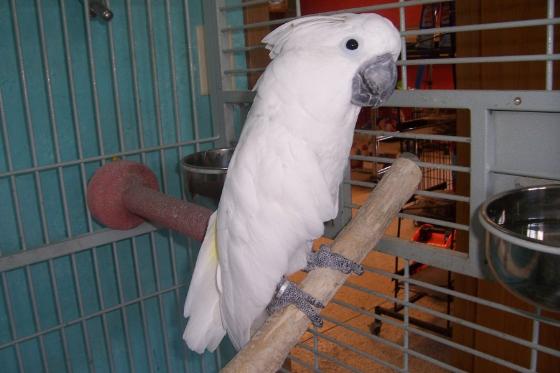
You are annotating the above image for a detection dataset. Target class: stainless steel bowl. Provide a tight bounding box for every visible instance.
[181,148,235,203]
[479,185,560,311]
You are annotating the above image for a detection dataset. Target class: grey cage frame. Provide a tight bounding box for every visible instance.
[201,0,560,279]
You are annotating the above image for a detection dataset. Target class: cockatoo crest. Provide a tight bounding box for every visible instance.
[263,15,348,58]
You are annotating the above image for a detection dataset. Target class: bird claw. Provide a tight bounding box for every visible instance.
[266,246,362,328]
[266,278,324,327]
[304,245,364,275]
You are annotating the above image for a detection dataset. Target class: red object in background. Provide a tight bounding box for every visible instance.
[409,224,454,274]
[406,65,455,90]
[412,224,454,249]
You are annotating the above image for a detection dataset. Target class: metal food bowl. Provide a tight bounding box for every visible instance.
[479,185,560,311]
[181,148,235,203]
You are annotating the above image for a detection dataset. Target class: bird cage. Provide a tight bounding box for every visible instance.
[1,1,559,372]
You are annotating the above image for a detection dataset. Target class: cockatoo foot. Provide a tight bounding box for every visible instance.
[304,245,364,275]
[266,278,325,327]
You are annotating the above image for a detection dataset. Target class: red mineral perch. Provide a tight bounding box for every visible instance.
[87,160,212,241]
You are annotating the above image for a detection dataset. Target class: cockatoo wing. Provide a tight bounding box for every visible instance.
[183,212,226,353]
[216,106,338,349]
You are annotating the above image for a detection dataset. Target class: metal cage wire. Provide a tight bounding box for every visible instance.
[0,0,559,372]
[0,0,231,372]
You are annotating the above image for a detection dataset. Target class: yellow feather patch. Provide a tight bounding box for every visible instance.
[209,220,218,262]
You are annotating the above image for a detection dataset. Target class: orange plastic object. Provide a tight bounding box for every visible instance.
[411,224,454,249]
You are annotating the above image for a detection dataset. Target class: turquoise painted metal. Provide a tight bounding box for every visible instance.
[0,0,241,371]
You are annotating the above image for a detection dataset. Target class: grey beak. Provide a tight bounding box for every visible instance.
[351,53,397,107]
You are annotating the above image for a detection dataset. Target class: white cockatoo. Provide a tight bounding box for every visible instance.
[183,13,401,353]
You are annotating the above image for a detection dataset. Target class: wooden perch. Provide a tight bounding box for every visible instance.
[221,156,422,373]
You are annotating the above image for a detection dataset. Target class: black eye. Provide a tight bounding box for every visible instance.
[345,38,359,50]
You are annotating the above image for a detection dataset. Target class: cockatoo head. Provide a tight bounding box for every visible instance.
[262,13,401,110]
